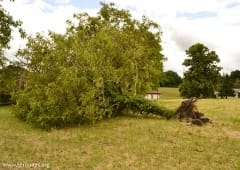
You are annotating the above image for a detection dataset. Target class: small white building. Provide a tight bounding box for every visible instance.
[215,89,240,98]
[234,89,240,98]
[145,91,161,100]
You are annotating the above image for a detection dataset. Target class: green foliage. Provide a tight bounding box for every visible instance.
[233,79,240,89]
[122,95,173,119]
[230,70,240,80]
[161,70,182,87]
[104,83,173,118]
[0,0,25,105]
[230,70,240,88]
[0,0,26,67]
[14,3,167,129]
[218,74,235,98]
[0,65,25,104]
[0,91,10,105]
[180,43,221,98]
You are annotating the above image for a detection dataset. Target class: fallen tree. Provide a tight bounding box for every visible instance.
[13,3,172,130]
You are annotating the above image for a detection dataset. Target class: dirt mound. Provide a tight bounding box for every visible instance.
[175,98,211,126]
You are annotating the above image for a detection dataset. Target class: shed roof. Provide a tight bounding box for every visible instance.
[234,89,240,92]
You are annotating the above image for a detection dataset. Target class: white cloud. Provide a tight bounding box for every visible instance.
[54,0,71,4]
[1,0,98,58]
[2,0,78,34]
[2,0,240,75]
[106,0,240,75]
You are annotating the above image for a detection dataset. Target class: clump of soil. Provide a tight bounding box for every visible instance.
[175,98,211,126]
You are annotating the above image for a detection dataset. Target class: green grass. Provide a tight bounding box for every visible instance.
[1,99,240,170]
[158,87,181,99]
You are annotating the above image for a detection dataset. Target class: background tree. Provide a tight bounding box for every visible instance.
[0,0,25,67]
[179,43,221,98]
[14,3,171,130]
[160,70,182,87]
[218,74,235,98]
[0,65,25,104]
[230,70,240,88]
[0,0,25,104]
[233,79,240,89]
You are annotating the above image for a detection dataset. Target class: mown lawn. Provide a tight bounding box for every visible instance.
[0,99,240,170]
[158,87,181,99]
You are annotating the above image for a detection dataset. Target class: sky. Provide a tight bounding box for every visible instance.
[1,0,240,76]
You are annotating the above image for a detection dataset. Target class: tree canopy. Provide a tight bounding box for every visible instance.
[14,3,171,129]
[0,0,26,104]
[161,70,182,87]
[0,0,25,67]
[0,64,24,104]
[180,43,221,98]
[230,70,240,88]
[218,74,235,99]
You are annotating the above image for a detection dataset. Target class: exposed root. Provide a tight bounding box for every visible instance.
[176,98,211,126]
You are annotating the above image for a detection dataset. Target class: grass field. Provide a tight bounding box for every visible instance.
[158,87,181,99]
[1,99,240,170]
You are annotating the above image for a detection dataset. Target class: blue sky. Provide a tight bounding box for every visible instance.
[70,0,100,8]
[2,0,240,75]
[176,11,218,20]
[226,1,240,8]
[45,0,101,8]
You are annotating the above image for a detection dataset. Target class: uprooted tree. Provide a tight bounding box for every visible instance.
[14,3,172,130]
[175,98,211,126]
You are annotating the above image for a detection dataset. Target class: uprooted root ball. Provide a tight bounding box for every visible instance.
[175,98,211,126]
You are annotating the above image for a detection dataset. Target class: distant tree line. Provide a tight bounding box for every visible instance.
[218,70,240,98]
[230,70,240,88]
[160,70,182,88]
